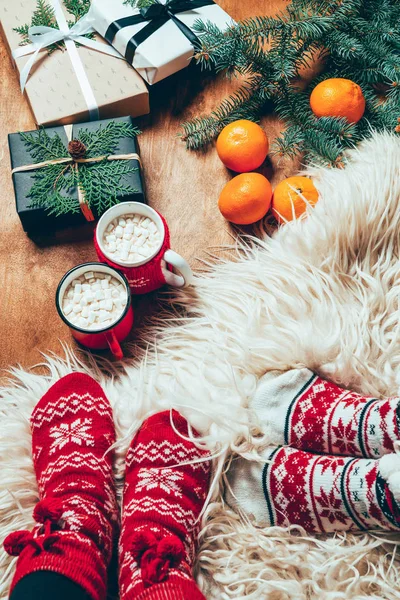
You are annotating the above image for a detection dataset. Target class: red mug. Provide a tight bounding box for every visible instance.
[56,262,134,359]
[94,202,193,294]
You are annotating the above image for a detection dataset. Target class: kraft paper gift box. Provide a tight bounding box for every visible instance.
[9,116,146,234]
[0,0,149,127]
[88,0,233,85]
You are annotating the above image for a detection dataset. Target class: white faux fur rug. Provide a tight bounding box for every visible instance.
[2,131,400,599]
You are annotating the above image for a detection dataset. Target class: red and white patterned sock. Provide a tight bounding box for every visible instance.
[226,446,400,533]
[252,369,400,458]
[119,410,211,600]
[4,373,118,600]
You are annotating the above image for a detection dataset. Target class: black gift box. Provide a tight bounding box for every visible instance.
[8,116,146,234]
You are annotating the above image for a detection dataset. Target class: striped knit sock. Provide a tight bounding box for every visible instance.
[226,446,400,533]
[252,369,400,457]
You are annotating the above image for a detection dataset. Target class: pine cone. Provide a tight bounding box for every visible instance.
[68,139,87,159]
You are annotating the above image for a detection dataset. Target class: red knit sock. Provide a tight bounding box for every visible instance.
[226,446,400,533]
[119,410,211,600]
[4,373,118,600]
[252,369,400,457]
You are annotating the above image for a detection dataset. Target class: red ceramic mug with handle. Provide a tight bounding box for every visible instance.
[94,202,193,294]
[56,262,133,359]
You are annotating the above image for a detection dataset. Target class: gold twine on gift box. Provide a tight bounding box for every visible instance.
[11,124,142,222]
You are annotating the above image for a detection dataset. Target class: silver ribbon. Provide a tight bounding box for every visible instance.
[12,0,123,120]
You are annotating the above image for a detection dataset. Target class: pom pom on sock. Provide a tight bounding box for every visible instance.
[157,536,185,566]
[130,531,158,562]
[33,498,64,525]
[4,531,35,557]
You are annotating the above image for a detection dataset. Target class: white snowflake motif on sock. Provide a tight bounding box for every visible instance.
[49,418,94,454]
[135,467,183,497]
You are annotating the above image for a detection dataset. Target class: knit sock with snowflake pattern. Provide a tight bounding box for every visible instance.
[252,369,400,458]
[119,410,211,600]
[225,446,400,533]
[4,373,119,600]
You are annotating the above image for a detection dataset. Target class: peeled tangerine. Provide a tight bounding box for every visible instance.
[271,176,319,224]
[218,172,272,225]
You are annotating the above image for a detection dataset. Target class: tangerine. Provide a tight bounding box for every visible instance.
[271,176,319,224]
[310,78,365,123]
[218,172,272,225]
[216,120,269,172]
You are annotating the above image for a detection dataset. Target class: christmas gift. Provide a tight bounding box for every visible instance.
[87,0,233,85]
[0,0,149,126]
[8,116,146,234]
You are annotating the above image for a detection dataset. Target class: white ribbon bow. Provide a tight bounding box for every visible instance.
[12,0,123,121]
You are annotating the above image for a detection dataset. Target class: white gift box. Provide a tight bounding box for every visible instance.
[88,0,233,85]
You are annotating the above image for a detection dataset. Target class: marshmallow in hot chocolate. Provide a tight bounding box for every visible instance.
[102,213,161,264]
[62,271,127,330]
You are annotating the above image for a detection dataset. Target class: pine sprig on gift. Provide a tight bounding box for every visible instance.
[22,122,141,218]
[180,0,400,167]
[78,121,141,157]
[14,0,93,53]
[63,0,91,21]
[123,0,156,8]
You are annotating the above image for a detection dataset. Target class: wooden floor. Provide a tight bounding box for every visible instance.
[0,0,295,380]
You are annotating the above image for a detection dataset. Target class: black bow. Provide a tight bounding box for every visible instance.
[105,0,215,66]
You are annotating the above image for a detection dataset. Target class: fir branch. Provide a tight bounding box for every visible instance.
[78,122,141,157]
[180,81,266,149]
[78,161,137,215]
[181,0,400,166]
[63,0,90,21]
[123,0,156,8]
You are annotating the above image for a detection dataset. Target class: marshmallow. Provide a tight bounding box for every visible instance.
[63,304,72,315]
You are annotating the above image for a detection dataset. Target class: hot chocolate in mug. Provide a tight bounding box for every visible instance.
[56,262,134,359]
[94,202,193,294]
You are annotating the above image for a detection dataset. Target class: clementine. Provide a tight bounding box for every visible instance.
[218,172,272,225]
[310,78,365,123]
[216,119,269,172]
[271,176,319,224]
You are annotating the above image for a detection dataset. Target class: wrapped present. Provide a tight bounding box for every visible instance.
[8,116,147,234]
[0,0,149,126]
[88,0,233,85]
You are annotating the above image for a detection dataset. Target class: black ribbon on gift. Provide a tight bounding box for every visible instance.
[104,0,215,66]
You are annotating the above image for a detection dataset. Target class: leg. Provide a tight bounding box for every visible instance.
[4,373,118,600]
[11,572,91,600]
[252,369,400,457]
[226,446,400,533]
[119,410,211,600]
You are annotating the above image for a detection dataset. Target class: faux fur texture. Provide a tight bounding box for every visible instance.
[1,131,400,599]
